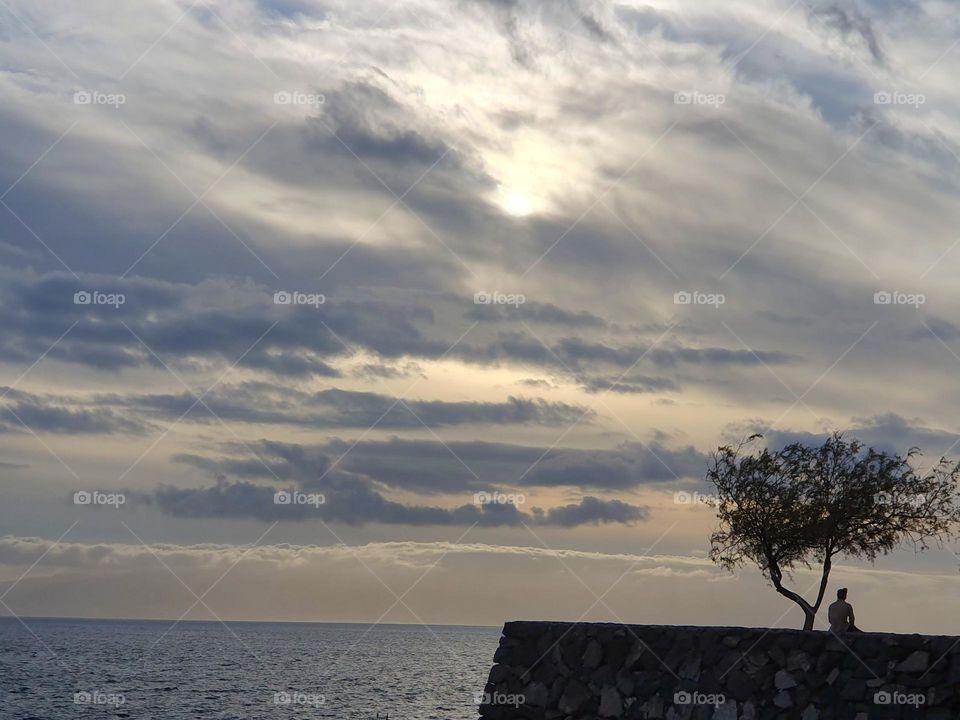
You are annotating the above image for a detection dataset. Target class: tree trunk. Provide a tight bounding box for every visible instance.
[769,561,819,631]
[810,555,833,621]
[775,584,817,630]
[767,553,835,631]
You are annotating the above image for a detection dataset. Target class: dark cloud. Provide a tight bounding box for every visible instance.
[545,337,795,371]
[472,0,534,68]
[239,79,494,218]
[108,382,594,429]
[0,270,793,399]
[811,4,884,64]
[723,414,960,461]
[911,317,959,342]
[523,442,705,487]
[533,495,647,526]
[255,0,326,21]
[517,378,555,388]
[313,83,451,167]
[351,362,425,380]
[464,300,607,328]
[575,9,614,43]
[144,477,647,527]
[0,270,430,377]
[0,388,150,435]
[581,374,677,394]
[466,0,615,68]
[755,311,816,328]
[173,435,706,495]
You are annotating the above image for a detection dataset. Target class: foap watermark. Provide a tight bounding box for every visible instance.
[474,290,525,307]
[274,291,325,307]
[873,290,925,308]
[74,691,126,707]
[875,491,927,507]
[474,691,525,707]
[74,290,125,308]
[874,91,925,109]
[274,91,325,107]
[674,691,726,708]
[674,290,725,308]
[674,490,716,506]
[73,90,125,108]
[473,490,526,506]
[273,691,325,707]
[674,91,725,108]
[274,489,325,508]
[874,690,925,708]
[74,490,125,508]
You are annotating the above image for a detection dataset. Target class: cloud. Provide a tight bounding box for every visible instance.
[523,443,705,487]
[0,535,696,571]
[0,387,150,435]
[142,478,648,528]
[809,3,884,64]
[172,435,707,494]
[464,300,607,328]
[533,495,648,526]
[107,382,595,429]
[720,413,960,464]
[3,536,959,633]
[0,270,792,398]
[581,374,678,394]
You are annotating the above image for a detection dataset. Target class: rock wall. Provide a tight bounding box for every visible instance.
[479,621,960,720]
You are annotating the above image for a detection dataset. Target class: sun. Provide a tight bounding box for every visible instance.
[501,191,533,217]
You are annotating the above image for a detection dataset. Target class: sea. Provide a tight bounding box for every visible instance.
[0,617,502,719]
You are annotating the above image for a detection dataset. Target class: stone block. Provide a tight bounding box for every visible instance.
[774,669,797,690]
[894,650,928,673]
[599,685,623,718]
[583,639,604,670]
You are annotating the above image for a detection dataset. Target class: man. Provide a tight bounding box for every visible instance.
[828,588,857,632]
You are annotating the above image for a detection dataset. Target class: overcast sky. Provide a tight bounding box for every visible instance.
[2,0,960,635]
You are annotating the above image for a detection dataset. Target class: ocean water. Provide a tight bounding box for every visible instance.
[0,617,501,719]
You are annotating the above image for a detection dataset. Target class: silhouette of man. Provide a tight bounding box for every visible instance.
[828,588,857,632]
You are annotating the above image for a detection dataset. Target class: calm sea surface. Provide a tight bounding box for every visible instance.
[0,617,501,719]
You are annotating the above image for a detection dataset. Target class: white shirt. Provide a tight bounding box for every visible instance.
[828,599,854,632]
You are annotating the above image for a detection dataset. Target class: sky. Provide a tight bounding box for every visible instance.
[1,0,960,637]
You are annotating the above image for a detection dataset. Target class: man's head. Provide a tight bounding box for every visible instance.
[837,588,848,601]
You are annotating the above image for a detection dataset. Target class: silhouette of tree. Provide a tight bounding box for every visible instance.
[708,433,960,630]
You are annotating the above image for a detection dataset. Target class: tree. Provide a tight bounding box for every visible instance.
[708,433,960,630]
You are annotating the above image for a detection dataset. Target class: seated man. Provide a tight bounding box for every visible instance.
[828,588,857,632]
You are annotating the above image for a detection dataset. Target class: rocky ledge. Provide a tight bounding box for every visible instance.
[479,621,960,720]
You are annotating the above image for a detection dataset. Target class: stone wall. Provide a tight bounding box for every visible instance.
[478,621,960,720]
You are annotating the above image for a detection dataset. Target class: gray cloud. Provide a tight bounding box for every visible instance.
[172,435,707,495]
[0,269,794,401]
[723,413,960,461]
[107,382,594,428]
[581,374,678,394]
[464,300,607,328]
[144,477,647,528]
[810,3,884,64]
[533,495,647,526]
[0,387,150,435]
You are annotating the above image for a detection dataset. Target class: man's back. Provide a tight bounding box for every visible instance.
[828,599,853,632]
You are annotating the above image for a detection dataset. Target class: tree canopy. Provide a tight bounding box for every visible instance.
[708,433,960,630]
